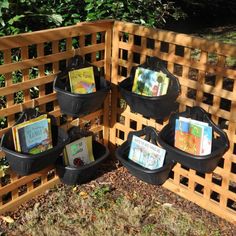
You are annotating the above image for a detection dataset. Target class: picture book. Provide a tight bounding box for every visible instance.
[12,114,48,152]
[189,121,204,155]
[189,119,212,155]
[64,136,95,167]
[132,67,170,96]
[128,135,166,170]
[16,118,52,154]
[174,117,212,155]
[68,66,96,94]
[156,71,170,95]
[174,118,192,154]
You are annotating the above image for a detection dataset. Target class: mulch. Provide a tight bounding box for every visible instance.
[0,157,236,235]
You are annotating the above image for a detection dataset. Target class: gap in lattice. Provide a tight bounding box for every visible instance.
[175,45,185,57]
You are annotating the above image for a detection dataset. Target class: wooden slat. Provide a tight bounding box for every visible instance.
[0,43,105,74]
[0,20,114,51]
[114,21,236,56]
[0,177,60,214]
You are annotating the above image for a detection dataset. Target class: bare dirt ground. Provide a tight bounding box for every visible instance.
[0,157,235,235]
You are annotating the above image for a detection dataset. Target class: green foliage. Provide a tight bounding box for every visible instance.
[0,0,86,35]
[0,0,186,36]
[85,0,186,28]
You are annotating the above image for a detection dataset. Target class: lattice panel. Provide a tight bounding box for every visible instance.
[0,20,112,213]
[110,21,236,223]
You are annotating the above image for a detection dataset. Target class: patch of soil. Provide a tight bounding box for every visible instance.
[0,157,236,235]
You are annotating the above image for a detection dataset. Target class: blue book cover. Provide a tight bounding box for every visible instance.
[17,118,52,154]
[128,135,166,170]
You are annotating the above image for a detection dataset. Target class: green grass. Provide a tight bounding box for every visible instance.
[2,185,222,236]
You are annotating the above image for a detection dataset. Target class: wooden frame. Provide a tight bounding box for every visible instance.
[0,20,235,224]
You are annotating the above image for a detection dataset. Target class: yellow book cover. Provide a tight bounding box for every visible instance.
[63,148,69,166]
[68,66,96,94]
[12,126,19,151]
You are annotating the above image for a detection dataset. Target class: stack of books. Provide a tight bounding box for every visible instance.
[128,135,166,170]
[63,136,95,167]
[68,66,96,94]
[12,114,53,154]
[132,67,170,96]
[174,117,212,155]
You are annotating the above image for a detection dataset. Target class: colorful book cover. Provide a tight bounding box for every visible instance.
[174,118,191,153]
[65,136,94,167]
[132,67,170,96]
[190,119,212,155]
[12,114,48,152]
[175,117,212,155]
[128,135,166,170]
[189,122,204,155]
[156,71,170,95]
[17,118,52,154]
[68,66,96,94]
[132,67,159,96]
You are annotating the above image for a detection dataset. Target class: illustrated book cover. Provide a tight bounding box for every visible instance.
[174,117,212,155]
[68,66,96,94]
[128,135,166,170]
[64,136,95,167]
[132,67,170,96]
[14,116,53,154]
[174,117,192,154]
[189,119,212,155]
[12,114,48,152]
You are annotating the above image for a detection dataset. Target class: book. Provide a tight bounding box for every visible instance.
[128,135,166,170]
[174,117,212,155]
[157,71,170,95]
[174,117,192,154]
[14,117,53,154]
[64,136,95,167]
[68,66,96,94]
[189,119,212,155]
[12,114,48,152]
[132,67,170,96]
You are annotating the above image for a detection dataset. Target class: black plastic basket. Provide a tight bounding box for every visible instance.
[0,108,69,176]
[118,57,181,120]
[53,56,110,117]
[157,106,230,173]
[56,141,109,185]
[115,126,176,185]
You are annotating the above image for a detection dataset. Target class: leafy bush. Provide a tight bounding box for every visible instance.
[85,0,186,28]
[0,0,86,35]
[0,0,186,36]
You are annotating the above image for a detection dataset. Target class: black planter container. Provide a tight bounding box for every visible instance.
[53,56,110,117]
[115,126,176,185]
[1,108,69,176]
[56,141,109,185]
[118,57,181,120]
[157,106,230,173]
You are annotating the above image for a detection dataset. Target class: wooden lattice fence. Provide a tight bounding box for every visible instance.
[0,20,235,224]
[110,21,236,224]
[0,20,112,213]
